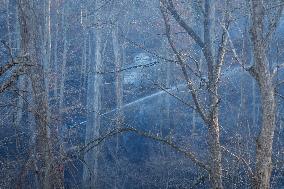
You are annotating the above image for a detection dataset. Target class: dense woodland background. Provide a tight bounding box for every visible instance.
[0,0,284,188]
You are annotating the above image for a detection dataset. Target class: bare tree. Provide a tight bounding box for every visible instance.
[17,0,63,188]
[248,1,284,188]
[1,0,284,188]
[160,0,230,188]
[83,1,106,187]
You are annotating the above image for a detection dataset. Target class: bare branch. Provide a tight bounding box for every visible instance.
[0,41,30,79]
[276,91,284,100]
[221,23,252,75]
[221,146,254,178]
[161,0,204,48]
[151,81,196,110]
[214,7,230,85]
[272,63,284,78]
[120,32,206,84]
[203,0,215,81]
[265,2,284,11]
[160,3,208,123]
[276,80,284,86]
[96,61,159,74]
[80,126,210,172]
[120,33,177,63]
[0,72,19,93]
[264,5,284,46]
[0,60,19,77]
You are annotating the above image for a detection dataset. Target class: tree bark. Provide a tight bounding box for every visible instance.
[17,0,62,188]
[80,4,88,90]
[250,1,279,188]
[59,4,68,115]
[43,0,51,106]
[18,6,52,189]
[112,24,124,189]
[83,15,104,189]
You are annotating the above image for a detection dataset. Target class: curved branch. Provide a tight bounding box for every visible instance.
[79,126,210,172]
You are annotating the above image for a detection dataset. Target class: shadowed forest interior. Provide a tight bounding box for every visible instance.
[0,0,284,188]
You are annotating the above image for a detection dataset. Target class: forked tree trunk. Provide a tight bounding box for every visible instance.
[160,0,225,187]
[205,0,223,187]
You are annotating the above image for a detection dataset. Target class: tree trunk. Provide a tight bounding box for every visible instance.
[112,24,124,189]
[161,0,224,187]
[59,4,68,115]
[43,0,51,105]
[254,79,276,189]
[5,0,12,47]
[83,23,104,189]
[207,122,222,189]
[113,25,124,130]
[80,5,88,91]
[53,2,59,98]
[18,0,57,188]
[251,37,276,189]
[14,5,24,129]
[205,0,223,187]
[208,86,223,189]
[250,1,277,188]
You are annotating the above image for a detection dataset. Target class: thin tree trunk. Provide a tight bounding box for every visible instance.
[80,5,88,90]
[83,30,94,188]
[14,5,24,129]
[55,5,68,188]
[83,23,104,188]
[5,0,12,47]
[53,2,59,98]
[43,0,51,103]
[112,24,124,189]
[113,26,123,129]
[59,4,68,115]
